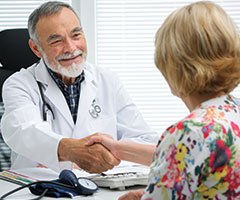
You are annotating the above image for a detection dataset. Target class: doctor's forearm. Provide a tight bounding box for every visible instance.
[114,142,156,166]
[58,137,90,162]
[58,138,76,161]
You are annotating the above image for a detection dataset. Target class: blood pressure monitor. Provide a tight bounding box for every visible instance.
[77,177,98,195]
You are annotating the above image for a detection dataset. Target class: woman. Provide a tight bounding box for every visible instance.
[87,1,240,199]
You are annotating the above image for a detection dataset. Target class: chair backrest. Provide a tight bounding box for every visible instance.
[0,29,40,170]
[0,28,40,101]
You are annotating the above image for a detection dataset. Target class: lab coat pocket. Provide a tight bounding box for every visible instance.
[89,116,117,138]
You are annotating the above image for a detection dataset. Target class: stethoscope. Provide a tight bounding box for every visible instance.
[36,80,55,121]
[33,61,55,122]
[36,80,101,121]
[89,99,101,118]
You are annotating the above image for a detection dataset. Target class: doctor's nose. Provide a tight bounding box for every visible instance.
[63,38,77,53]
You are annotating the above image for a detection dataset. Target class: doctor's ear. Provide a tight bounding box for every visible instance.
[28,39,43,58]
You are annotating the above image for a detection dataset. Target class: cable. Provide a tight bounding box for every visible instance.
[30,188,48,200]
[0,181,75,200]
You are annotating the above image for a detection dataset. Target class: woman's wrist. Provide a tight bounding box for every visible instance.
[112,140,121,159]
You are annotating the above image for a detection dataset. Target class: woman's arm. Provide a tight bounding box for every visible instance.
[86,134,156,166]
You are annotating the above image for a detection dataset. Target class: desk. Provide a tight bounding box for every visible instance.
[0,179,143,199]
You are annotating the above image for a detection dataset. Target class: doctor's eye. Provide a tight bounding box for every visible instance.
[49,38,64,46]
[47,34,64,46]
[72,32,85,41]
[73,32,82,37]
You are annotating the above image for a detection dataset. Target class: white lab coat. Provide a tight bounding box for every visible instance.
[1,60,158,172]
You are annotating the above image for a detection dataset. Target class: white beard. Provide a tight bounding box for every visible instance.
[42,49,86,78]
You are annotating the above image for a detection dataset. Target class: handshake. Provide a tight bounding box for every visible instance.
[58,133,122,173]
[58,133,155,174]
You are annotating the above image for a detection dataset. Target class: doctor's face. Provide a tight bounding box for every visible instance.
[34,7,87,78]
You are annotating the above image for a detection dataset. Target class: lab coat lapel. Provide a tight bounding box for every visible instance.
[34,60,74,127]
[73,67,97,135]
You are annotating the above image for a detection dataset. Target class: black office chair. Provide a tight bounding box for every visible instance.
[0,28,40,101]
[0,28,40,171]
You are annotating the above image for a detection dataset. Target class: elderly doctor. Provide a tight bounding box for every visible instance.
[1,1,157,173]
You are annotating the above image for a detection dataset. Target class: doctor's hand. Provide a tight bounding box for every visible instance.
[85,133,119,159]
[118,189,144,200]
[58,136,120,173]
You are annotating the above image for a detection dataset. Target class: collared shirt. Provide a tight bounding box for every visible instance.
[47,68,85,123]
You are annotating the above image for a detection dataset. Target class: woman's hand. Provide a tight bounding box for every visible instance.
[85,133,119,158]
[86,133,156,166]
[118,189,144,200]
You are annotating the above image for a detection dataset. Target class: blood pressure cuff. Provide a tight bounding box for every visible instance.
[29,180,79,198]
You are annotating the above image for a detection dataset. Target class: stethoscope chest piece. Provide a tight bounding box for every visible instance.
[89,99,101,118]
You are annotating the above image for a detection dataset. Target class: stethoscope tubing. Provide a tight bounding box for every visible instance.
[36,80,55,121]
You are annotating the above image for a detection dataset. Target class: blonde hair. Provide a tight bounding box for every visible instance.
[155,1,240,97]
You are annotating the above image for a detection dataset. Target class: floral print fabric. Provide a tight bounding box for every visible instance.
[142,95,240,200]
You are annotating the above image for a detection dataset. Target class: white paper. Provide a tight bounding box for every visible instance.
[11,167,59,181]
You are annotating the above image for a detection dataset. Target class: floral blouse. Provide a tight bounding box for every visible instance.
[142,95,240,200]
